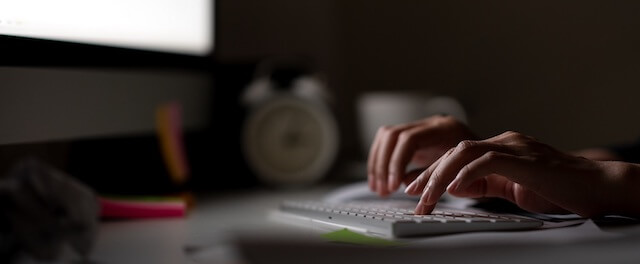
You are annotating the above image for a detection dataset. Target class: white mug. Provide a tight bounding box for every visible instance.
[356,91,467,159]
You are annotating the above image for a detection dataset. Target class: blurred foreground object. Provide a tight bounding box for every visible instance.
[0,158,99,262]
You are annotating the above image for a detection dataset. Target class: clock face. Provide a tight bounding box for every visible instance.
[243,96,339,187]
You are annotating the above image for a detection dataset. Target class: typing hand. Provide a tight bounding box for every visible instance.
[367,115,475,197]
[405,131,629,218]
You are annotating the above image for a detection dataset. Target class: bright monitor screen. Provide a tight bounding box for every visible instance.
[0,0,213,56]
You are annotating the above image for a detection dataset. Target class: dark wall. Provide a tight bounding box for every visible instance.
[215,0,640,167]
[337,1,640,153]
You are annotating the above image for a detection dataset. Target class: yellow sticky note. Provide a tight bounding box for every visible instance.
[321,229,402,247]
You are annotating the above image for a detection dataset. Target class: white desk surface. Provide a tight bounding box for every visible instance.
[37,181,640,264]
[89,183,337,264]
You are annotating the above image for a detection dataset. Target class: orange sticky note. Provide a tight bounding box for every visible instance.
[156,102,190,184]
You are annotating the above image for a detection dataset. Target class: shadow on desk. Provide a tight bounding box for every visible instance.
[185,216,640,264]
[231,228,640,264]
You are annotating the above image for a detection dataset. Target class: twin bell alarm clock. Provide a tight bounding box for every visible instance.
[240,61,339,188]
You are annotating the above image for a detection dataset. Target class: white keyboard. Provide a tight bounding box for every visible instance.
[280,200,543,238]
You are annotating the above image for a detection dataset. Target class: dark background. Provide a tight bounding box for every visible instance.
[2,0,640,193]
[214,0,640,158]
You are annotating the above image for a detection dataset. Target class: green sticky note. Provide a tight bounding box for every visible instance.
[321,229,402,247]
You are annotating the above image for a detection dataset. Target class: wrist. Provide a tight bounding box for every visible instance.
[598,161,640,217]
[571,148,621,161]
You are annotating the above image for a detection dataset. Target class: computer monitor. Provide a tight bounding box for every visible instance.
[0,0,215,145]
[0,1,222,194]
[0,0,213,56]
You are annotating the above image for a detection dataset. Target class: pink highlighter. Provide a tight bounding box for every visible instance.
[99,196,186,219]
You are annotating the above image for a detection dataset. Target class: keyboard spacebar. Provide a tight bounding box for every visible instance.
[310,218,369,233]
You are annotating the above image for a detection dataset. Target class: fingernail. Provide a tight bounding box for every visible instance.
[447,179,460,192]
[404,183,414,194]
[368,176,375,191]
[388,173,398,191]
[377,179,386,189]
[377,180,388,196]
[424,185,435,205]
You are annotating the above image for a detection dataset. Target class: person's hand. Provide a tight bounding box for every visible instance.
[367,115,476,197]
[404,130,638,218]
